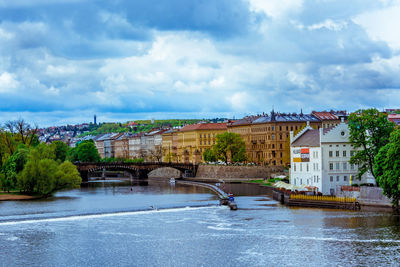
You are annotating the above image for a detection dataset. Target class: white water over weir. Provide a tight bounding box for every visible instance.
[176,180,237,209]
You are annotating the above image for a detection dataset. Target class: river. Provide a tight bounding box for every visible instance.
[0,180,399,267]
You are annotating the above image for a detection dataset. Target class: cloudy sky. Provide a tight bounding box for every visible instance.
[0,0,399,126]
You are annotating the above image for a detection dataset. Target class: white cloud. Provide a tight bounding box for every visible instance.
[0,72,19,93]
[46,64,76,76]
[308,19,348,31]
[248,0,303,18]
[354,2,400,50]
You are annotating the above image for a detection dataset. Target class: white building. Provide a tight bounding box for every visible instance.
[290,120,374,195]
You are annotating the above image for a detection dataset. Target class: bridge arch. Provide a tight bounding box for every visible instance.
[75,162,198,182]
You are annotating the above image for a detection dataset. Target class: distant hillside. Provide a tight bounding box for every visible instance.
[78,119,203,137]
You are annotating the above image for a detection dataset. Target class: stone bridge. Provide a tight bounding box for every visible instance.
[74,162,198,182]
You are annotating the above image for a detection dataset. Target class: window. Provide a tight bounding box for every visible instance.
[300,179,302,184]
[213,134,215,138]
[200,141,202,145]
[316,163,318,171]
[208,134,211,138]
[280,134,282,140]
[213,140,215,144]
[329,151,333,157]
[330,176,333,182]
[343,151,346,157]
[280,126,282,131]
[272,126,275,131]
[344,176,347,181]
[329,163,333,170]
[280,144,283,149]
[286,126,288,131]
[336,176,339,181]
[336,163,340,170]
[316,151,318,158]
[272,144,275,149]
[294,164,296,171]
[291,126,293,131]
[336,151,339,157]
[208,141,210,145]
[300,164,303,172]
[306,164,309,172]
[343,162,347,170]
[199,134,202,138]
[272,134,275,140]
[350,164,354,170]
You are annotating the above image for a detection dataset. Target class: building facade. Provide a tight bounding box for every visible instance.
[164,123,227,164]
[289,120,374,195]
[228,111,322,166]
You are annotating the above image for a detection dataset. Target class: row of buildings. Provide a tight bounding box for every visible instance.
[88,110,349,166]
[159,110,347,166]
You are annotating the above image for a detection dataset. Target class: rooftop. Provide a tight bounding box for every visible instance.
[291,129,320,147]
[180,123,227,132]
[253,113,320,124]
[312,111,338,121]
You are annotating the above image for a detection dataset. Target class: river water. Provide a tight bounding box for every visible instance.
[0,180,399,267]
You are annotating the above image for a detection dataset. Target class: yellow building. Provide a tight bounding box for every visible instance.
[162,123,227,164]
[228,111,324,166]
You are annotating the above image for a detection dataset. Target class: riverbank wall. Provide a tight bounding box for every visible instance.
[148,165,285,182]
[336,186,393,211]
[192,165,284,182]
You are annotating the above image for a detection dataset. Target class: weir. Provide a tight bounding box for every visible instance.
[176,180,237,210]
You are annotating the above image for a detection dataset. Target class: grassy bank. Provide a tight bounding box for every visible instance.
[247,178,285,187]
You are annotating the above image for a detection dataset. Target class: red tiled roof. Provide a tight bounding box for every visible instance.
[180,123,227,132]
[312,111,338,120]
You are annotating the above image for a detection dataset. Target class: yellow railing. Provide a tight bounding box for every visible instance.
[290,194,356,203]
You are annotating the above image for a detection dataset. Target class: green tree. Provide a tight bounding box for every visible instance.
[17,145,81,196]
[203,148,216,162]
[213,132,247,164]
[52,141,70,162]
[348,109,395,179]
[374,129,400,208]
[54,161,82,192]
[74,140,100,162]
[0,146,29,192]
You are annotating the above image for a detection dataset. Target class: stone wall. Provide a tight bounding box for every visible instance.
[148,167,182,179]
[336,185,392,207]
[195,165,283,179]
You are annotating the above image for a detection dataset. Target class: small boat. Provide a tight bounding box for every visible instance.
[169,178,176,184]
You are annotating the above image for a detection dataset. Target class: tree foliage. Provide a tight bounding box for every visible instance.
[213,132,247,163]
[203,148,216,162]
[0,146,29,192]
[68,140,100,162]
[52,141,69,162]
[348,109,395,179]
[17,144,81,196]
[374,129,400,207]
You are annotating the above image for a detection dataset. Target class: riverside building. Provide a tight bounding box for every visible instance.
[228,110,322,166]
[162,123,227,164]
[289,120,374,195]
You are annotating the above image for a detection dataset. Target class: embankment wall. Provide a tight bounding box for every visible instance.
[195,165,283,179]
[148,165,284,180]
